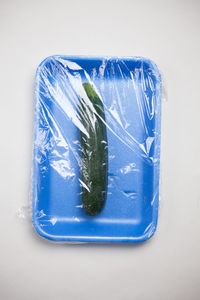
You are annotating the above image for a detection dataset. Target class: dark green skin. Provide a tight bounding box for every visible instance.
[80,83,108,216]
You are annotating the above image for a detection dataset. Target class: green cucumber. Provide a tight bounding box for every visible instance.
[79,82,108,216]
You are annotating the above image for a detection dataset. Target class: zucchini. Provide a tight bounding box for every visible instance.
[79,82,108,216]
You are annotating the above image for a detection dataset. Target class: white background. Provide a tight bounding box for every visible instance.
[1,0,200,299]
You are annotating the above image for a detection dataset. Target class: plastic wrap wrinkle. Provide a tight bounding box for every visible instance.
[32,56,162,243]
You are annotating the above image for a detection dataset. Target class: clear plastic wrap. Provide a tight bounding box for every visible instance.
[32,56,162,243]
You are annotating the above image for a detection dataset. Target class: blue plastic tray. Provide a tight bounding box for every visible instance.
[32,56,162,243]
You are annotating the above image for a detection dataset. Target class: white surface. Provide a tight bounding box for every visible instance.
[0,0,200,299]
